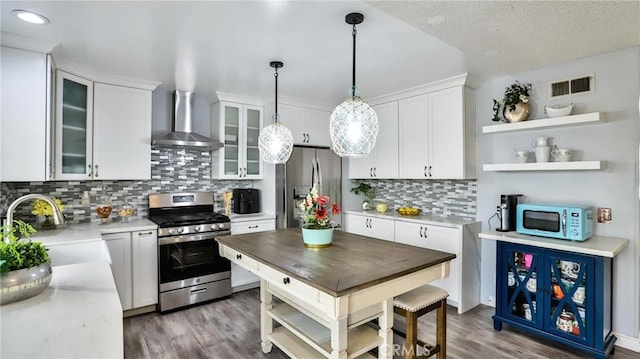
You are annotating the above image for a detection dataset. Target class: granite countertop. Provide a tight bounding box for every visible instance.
[0,261,123,358]
[479,230,629,258]
[343,209,478,227]
[31,218,157,247]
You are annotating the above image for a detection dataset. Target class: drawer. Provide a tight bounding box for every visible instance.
[231,219,275,235]
[223,246,258,271]
[258,262,320,303]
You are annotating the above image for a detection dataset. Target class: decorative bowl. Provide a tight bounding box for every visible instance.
[397,207,422,216]
[0,262,52,305]
[544,103,573,118]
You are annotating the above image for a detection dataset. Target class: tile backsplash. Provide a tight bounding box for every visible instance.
[0,148,253,224]
[353,179,477,220]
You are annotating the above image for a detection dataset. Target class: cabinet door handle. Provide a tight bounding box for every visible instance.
[283,277,290,285]
[373,167,377,177]
[244,168,247,177]
[138,231,153,236]
[369,219,373,229]
[94,164,99,178]
[236,254,242,259]
[419,226,424,238]
[423,226,428,238]
[370,168,373,177]
[191,288,207,295]
[248,225,258,229]
[428,165,432,178]
[88,164,93,177]
[423,166,428,177]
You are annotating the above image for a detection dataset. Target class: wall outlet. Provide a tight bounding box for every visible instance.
[488,296,495,306]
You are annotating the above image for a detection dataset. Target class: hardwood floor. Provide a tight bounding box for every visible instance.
[124,288,637,359]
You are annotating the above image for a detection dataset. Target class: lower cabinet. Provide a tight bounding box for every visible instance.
[343,213,395,242]
[394,220,480,313]
[103,230,158,311]
[230,218,275,290]
[494,241,614,358]
[343,212,481,313]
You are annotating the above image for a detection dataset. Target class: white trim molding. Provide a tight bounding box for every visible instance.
[613,331,640,353]
[55,59,160,91]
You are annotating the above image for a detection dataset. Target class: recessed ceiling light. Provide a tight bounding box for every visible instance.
[12,9,50,25]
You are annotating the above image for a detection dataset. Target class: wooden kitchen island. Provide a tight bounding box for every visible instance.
[216,228,456,359]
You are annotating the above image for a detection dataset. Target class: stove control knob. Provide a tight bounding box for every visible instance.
[194,225,201,232]
[177,227,184,234]
[218,223,226,230]
[210,224,217,230]
[168,228,176,235]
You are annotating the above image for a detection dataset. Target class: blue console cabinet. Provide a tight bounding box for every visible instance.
[494,241,615,359]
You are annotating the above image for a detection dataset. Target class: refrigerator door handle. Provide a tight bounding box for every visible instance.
[311,157,317,189]
[316,155,323,195]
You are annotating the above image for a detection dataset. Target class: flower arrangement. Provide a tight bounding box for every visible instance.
[31,198,64,217]
[492,81,533,122]
[299,185,341,229]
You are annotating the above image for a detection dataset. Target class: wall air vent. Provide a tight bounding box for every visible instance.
[549,75,594,98]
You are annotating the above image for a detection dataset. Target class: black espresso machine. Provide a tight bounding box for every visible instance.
[497,194,524,232]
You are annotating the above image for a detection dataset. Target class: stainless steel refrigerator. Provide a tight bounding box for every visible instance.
[276,146,342,229]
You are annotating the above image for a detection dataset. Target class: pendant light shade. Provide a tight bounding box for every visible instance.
[258,61,293,164]
[330,12,378,158]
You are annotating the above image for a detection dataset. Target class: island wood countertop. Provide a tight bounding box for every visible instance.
[216,228,456,297]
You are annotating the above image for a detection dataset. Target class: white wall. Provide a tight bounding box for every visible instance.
[477,48,640,338]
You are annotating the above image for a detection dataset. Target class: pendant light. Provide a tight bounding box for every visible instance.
[330,12,378,158]
[258,61,294,164]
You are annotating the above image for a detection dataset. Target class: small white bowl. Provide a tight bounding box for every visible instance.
[544,103,573,118]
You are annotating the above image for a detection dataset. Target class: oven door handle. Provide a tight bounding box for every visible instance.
[159,231,231,245]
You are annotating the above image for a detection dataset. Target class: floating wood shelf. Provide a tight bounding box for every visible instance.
[482,161,605,172]
[482,112,605,134]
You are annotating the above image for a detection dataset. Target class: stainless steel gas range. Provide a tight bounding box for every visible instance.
[148,192,231,312]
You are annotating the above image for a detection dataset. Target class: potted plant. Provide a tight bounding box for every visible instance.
[299,185,341,248]
[350,181,375,210]
[0,220,52,305]
[492,81,533,122]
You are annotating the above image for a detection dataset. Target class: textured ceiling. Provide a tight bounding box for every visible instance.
[1,1,638,106]
[369,0,640,75]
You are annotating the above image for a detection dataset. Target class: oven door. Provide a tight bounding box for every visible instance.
[158,232,231,291]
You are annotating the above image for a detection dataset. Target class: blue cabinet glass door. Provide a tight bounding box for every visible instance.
[499,243,544,328]
[544,250,594,347]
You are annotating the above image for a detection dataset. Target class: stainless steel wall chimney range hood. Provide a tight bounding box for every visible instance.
[151,90,223,150]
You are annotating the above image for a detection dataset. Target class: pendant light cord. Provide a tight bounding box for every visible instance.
[351,23,357,97]
[274,67,279,122]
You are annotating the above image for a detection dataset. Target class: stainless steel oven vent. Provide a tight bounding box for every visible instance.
[152,90,223,150]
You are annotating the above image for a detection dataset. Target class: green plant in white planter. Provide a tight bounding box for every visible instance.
[0,220,52,305]
[350,181,375,210]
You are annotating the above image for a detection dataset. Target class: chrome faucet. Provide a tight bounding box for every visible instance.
[5,194,66,236]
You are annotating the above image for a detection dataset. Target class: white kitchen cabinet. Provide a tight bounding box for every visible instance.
[343,213,395,241]
[0,46,53,181]
[92,83,152,180]
[398,85,476,179]
[278,104,331,147]
[55,70,152,180]
[348,101,399,179]
[102,230,158,311]
[103,232,133,310]
[394,220,480,313]
[229,218,275,290]
[212,101,263,179]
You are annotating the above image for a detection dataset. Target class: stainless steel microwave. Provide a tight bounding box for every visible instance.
[516,203,593,241]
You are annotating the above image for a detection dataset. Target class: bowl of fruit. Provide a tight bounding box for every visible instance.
[397,207,422,216]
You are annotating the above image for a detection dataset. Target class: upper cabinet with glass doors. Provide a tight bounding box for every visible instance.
[211,99,264,179]
[55,69,154,180]
[56,71,93,178]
